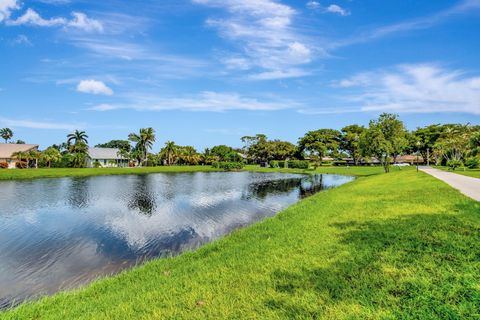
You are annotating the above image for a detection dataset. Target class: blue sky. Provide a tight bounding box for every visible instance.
[1,0,479,151]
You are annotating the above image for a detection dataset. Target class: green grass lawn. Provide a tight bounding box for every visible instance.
[0,166,221,181]
[245,165,407,177]
[2,169,478,319]
[435,166,480,179]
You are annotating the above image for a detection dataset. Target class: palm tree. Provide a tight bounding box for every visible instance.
[162,141,178,166]
[41,147,62,168]
[0,128,13,143]
[28,150,40,168]
[67,130,88,145]
[12,151,28,168]
[128,128,156,166]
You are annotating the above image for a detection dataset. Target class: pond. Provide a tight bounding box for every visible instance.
[0,171,354,308]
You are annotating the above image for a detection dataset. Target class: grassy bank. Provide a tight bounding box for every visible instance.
[435,166,480,179]
[0,165,390,181]
[0,166,221,181]
[2,169,479,319]
[245,165,400,177]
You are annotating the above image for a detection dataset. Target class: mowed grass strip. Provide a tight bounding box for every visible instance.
[435,166,480,179]
[1,170,479,319]
[0,166,221,181]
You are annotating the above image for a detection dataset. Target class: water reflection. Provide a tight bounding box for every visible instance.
[0,172,353,308]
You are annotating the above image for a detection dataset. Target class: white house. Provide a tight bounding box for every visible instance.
[0,143,39,169]
[87,148,128,168]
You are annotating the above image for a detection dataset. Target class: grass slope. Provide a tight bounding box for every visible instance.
[245,165,401,177]
[1,170,479,319]
[435,166,480,179]
[0,166,221,181]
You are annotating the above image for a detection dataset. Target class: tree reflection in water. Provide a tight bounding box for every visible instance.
[127,175,157,216]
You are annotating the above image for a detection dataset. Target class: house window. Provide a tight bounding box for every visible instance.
[104,159,107,165]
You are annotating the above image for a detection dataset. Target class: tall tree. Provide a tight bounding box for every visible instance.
[95,140,131,152]
[241,134,269,163]
[298,129,341,163]
[161,141,178,166]
[67,130,89,145]
[410,124,444,163]
[0,128,13,143]
[340,124,365,165]
[128,128,156,166]
[433,124,472,164]
[360,123,392,173]
[41,147,62,168]
[376,113,408,163]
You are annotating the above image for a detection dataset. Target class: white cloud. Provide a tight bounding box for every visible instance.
[7,8,66,26]
[306,1,320,10]
[77,79,113,95]
[326,4,349,16]
[0,117,80,130]
[0,0,19,22]
[11,34,32,46]
[67,12,103,32]
[90,91,294,112]
[336,64,480,114]
[193,0,314,80]
[5,7,103,32]
[249,68,310,80]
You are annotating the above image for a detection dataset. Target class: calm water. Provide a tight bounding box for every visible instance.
[0,172,353,308]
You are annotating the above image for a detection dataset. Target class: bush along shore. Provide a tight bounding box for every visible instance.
[1,169,479,319]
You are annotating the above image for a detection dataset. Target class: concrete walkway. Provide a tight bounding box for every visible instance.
[420,167,480,201]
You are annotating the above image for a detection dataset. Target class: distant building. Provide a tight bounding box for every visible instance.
[0,143,39,169]
[87,148,128,168]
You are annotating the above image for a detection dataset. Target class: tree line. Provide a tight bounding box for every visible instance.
[1,113,479,172]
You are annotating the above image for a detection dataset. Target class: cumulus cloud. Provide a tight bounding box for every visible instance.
[77,80,113,95]
[193,0,315,80]
[90,91,294,112]
[326,4,350,16]
[306,1,320,10]
[0,0,19,22]
[3,3,103,32]
[337,64,480,114]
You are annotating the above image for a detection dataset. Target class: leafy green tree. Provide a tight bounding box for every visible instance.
[410,124,444,163]
[41,147,62,168]
[375,113,408,163]
[95,140,131,152]
[241,134,269,163]
[0,128,13,143]
[433,124,472,165]
[298,129,341,163]
[469,130,480,156]
[340,124,365,165]
[360,123,392,173]
[67,130,89,145]
[15,140,25,144]
[128,128,156,166]
[210,145,238,162]
[267,140,296,160]
[178,146,201,165]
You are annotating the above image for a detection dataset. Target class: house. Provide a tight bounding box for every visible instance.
[395,155,424,165]
[87,148,128,168]
[0,143,39,169]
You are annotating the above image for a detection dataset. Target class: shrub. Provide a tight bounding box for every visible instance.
[287,160,309,169]
[269,160,279,168]
[212,162,244,171]
[464,157,480,169]
[93,160,102,168]
[278,161,286,168]
[0,162,8,169]
[447,159,462,171]
[16,161,27,169]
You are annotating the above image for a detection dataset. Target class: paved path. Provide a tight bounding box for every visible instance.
[420,167,480,201]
